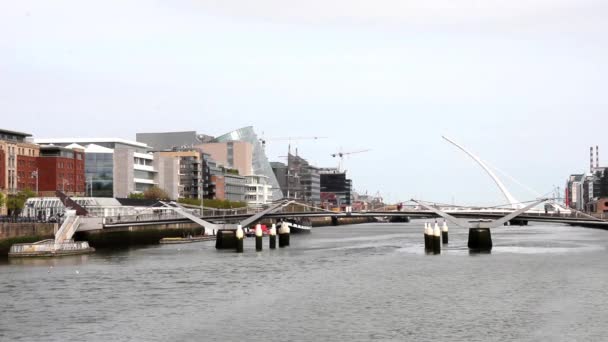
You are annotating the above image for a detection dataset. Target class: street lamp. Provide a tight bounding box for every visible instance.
[31,169,38,196]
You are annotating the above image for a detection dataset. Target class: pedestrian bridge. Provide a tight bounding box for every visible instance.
[98,199,608,230]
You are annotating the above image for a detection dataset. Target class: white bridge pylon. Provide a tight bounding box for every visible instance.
[442,136,522,209]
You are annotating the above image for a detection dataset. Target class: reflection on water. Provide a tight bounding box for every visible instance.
[7,254,91,267]
[1,222,607,342]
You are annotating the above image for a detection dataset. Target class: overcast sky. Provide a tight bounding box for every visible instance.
[1,1,607,205]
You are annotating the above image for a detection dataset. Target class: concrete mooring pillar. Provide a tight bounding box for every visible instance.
[235,225,244,253]
[468,227,492,252]
[255,224,263,251]
[279,221,290,248]
[269,224,277,249]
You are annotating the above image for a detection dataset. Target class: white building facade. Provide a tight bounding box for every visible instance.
[35,138,163,198]
[245,175,273,207]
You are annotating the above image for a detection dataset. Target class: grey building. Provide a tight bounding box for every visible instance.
[136,127,282,200]
[283,154,321,204]
[136,131,204,151]
[320,168,352,206]
[224,173,246,202]
[270,162,288,196]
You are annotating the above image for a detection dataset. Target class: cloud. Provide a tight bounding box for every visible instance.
[172,0,608,34]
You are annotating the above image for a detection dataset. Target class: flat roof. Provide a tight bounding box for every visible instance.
[39,145,78,152]
[0,128,32,137]
[35,138,150,149]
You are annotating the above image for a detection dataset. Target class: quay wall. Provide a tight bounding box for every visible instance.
[75,222,204,248]
[73,216,378,250]
[0,223,57,256]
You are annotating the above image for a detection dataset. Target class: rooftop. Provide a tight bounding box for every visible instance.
[35,137,150,149]
[0,128,32,137]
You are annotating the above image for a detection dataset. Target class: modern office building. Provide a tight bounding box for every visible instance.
[223,173,246,202]
[35,138,159,198]
[286,153,320,204]
[271,153,321,204]
[566,174,585,210]
[213,127,283,200]
[320,167,352,206]
[155,151,197,200]
[199,141,253,177]
[37,145,86,196]
[245,175,273,207]
[136,127,283,200]
[270,162,288,195]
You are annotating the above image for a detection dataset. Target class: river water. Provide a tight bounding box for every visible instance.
[1,222,607,341]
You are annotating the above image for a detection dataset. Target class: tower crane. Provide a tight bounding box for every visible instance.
[331,149,371,172]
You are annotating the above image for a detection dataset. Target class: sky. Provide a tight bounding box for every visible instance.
[1,0,607,205]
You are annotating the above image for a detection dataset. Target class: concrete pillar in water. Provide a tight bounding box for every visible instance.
[215,229,236,249]
[424,222,430,252]
[255,224,263,251]
[468,228,492,252]
[433,222,441,254]
[441,220,448,244]
[269,224,277,249]
[279,221,290,248]
[236,225,244,253]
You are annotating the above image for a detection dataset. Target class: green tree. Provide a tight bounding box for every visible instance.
[143,186,170,201]
[6,189,37,216]
[0,192,5,209]
[128,192,145,199]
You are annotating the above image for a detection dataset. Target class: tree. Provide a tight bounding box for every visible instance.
[143,186,170,201]
[0,192,5,209]
[128,192,145,199]
[6,189,37,216]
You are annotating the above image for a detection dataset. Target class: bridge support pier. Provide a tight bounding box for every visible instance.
[331,216,339,226]
[509,219,528,226]
[255,224,263,251]
[468,228,492,252]
[269,224,277,249]
[236,225,244,253]
[215,230,237,249]
[279,222,290,248]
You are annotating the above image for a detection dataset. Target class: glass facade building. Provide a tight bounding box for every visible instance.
[85,152,114,197]
[213,126,283,200]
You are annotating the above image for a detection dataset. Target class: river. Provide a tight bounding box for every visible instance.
[1,221,607,341]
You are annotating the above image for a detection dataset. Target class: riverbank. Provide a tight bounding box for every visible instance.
[1,216,378,256]
[0,223,57,256]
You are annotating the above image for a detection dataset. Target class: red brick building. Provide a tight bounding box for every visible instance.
[0,128,40,215]
[17,155,38,191]
[37,145,86,196]
[0,149,4,190]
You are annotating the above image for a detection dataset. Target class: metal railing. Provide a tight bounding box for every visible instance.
[9,240,91,254]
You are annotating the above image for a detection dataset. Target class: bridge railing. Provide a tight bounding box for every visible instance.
[104,211,190,224]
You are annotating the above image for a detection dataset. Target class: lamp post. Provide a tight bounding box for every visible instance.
[31,169,38,196]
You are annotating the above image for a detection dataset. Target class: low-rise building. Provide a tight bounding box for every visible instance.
[245,175,273,207]
[37,145,86,196]
[0,129,40,215]
[35,138,160,198]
